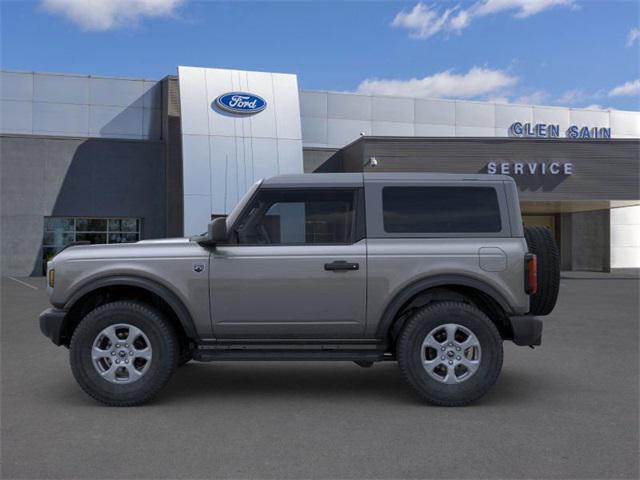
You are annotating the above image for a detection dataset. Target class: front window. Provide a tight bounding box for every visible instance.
[232,189,357,245]
[43,217,141,273]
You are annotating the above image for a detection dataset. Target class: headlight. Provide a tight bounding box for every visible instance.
[48,269,55,288]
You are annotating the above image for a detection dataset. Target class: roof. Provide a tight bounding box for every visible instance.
[261,172,513,187]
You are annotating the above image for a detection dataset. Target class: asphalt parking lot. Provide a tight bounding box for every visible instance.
[1,274,638,479]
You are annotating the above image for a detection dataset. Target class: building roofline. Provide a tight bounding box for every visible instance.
[339,135,640,150]
[0,68,160,83]
[299,88,640,115]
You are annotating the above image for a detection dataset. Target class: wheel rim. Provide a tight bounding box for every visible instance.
[421,323,481,384]
[91,323,152,384]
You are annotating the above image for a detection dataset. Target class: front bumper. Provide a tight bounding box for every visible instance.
[508,315,543,346]
[39,308,68,346]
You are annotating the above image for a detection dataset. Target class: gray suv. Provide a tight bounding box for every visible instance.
[39,173,560,406]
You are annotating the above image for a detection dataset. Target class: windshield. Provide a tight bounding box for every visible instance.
[225,179,263,232]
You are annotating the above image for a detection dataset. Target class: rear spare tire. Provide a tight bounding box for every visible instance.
[524,225,560,316]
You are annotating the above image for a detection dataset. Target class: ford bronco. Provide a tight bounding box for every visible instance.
[39,173,560,406]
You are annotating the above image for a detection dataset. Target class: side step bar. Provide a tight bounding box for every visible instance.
[193,339,392,362]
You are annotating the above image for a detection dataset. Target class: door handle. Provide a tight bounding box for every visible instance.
[324,261,359,272]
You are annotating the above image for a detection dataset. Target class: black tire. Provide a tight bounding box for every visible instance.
[397,302,503,406]
[524,225,560,316]
[69,301,178,406]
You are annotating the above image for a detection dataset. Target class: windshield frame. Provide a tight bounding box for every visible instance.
[225,179,264,233]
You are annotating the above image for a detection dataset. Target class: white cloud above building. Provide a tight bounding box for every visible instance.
[356,67,518,99]
[609,79,640,97]
[392,0,576,39]
[40,0,184,31]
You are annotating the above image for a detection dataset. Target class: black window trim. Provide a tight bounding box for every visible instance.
[364,182,511,239]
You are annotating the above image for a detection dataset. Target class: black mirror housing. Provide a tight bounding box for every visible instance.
[208,217,227,243]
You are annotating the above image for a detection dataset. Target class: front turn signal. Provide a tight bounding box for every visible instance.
[48,269,55,288]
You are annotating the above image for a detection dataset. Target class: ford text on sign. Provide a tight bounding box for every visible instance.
[214,92,267,115]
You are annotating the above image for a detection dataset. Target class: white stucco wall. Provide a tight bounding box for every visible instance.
[611,205,640,268]
[299,90,640,148]
[178,66,303,235]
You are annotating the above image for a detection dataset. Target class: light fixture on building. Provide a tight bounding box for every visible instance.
[364,156,378,168]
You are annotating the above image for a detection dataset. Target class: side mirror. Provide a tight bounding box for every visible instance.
[208,217,227,243]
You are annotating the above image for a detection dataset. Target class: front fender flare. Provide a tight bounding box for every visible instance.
[62,275,198,339]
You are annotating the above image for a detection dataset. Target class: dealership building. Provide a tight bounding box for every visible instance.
[1,66,639,276]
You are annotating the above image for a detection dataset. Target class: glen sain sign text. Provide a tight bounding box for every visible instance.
[510,122,611,139]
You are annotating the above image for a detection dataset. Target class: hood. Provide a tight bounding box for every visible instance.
[52,237,201,263]
[136,238,191,244]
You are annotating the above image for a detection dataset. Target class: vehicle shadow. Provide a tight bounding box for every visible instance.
[154,362,536,407]
[160,362,414,404]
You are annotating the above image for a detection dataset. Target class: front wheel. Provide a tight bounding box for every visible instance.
[69,301,178,406]
[397,301,503,406]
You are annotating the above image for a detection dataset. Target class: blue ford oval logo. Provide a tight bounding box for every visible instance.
[214,92,267,115]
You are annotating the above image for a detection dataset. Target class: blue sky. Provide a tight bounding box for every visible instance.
[1,0,639,110]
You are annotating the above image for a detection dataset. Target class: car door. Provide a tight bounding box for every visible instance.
[210,187,366,338]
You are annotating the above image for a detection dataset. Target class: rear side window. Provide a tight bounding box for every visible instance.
[382,186,502,233]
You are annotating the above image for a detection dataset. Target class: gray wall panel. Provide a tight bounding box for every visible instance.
[90,77,145,107]
[34,73,89,104]
[328,137,640,201]
[415,99,455,125]
[372,96,414,123]
[571,210,610,271]
[0,100,32,133]
[299,91,327,118]
[327,93,371,120]
[1,71,33,101]
[0,135,166,276]
[1,70,162,140]
[33,102,89,136]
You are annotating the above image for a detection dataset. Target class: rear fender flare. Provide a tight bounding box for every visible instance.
[375,274,513,338]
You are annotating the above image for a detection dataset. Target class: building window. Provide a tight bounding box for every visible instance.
[382,186,502,234]
[42,217,141,272]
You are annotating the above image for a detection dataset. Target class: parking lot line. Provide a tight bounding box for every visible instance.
[7,276,39,290]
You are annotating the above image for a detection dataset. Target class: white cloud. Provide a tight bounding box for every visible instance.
[391,3,457,39]
[557,89,587,105]
[627,28,640,47]
[356,67,518,99]
[471,0,577,19]
[392,1,576,39]
[40,0,184,31]
[515,90,548,105]
[583,104,605,110]
[608,79,640,97]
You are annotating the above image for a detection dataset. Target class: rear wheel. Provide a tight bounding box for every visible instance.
[397,302,503,406]
[524,225,560,315]
[69,301,178,406]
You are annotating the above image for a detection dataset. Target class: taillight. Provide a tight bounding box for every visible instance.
[525,253,537,295]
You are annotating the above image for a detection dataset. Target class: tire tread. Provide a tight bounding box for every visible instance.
[524,226,560,315]
[69,300,178,407]
[397,301,503,407]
